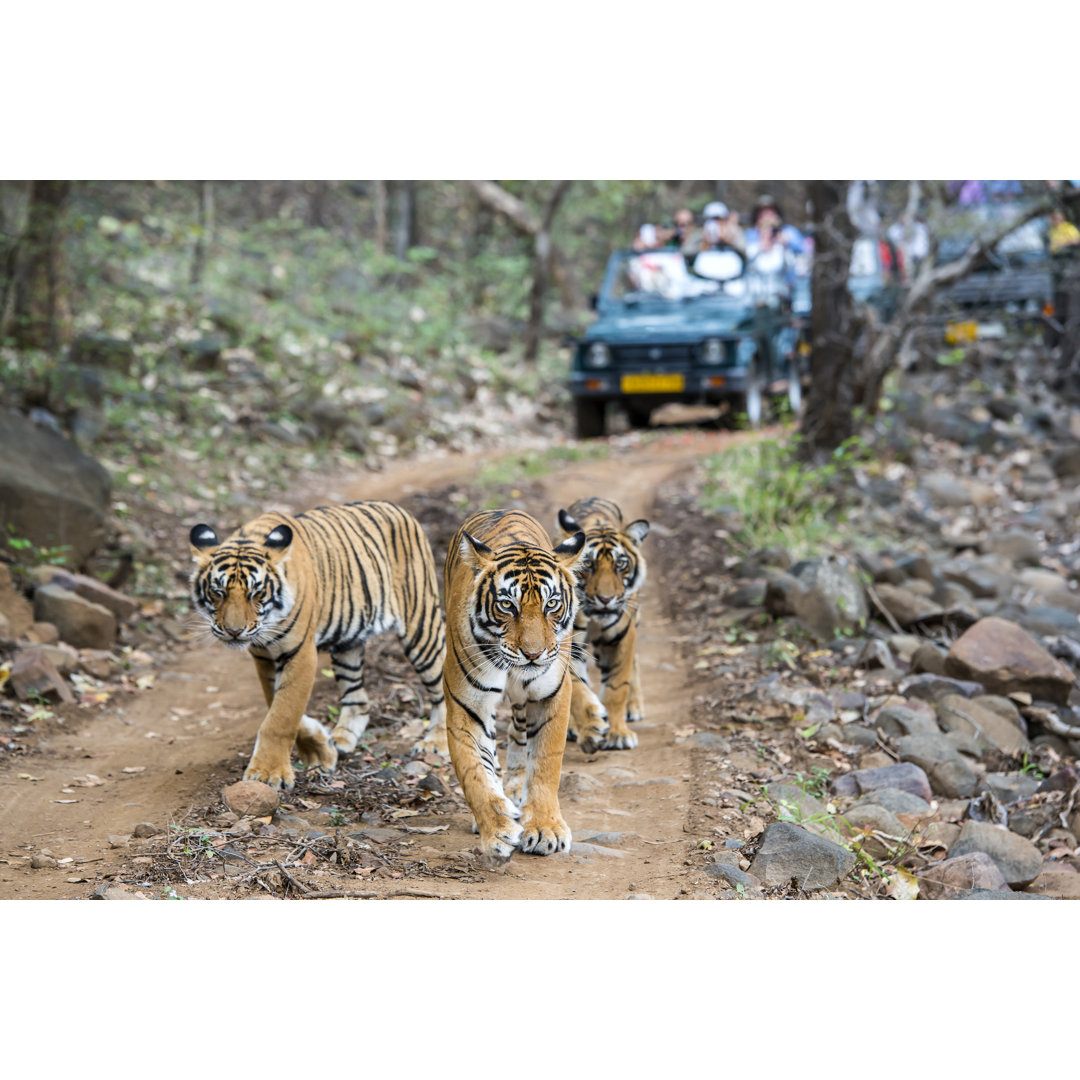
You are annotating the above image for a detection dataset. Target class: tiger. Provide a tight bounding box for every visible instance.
[557,497,650,752]
[189,501,447,789]
[443,508,585,865]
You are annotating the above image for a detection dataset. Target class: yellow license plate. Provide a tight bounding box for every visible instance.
[945,320,978,345]
[621,373,685,393]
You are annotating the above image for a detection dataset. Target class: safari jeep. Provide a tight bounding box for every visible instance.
[569,248,804,439]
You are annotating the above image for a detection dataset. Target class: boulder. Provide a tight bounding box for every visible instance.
[33,584,116,649]
[0,409,112,568]
[872,583,944,627]
[748,822,856,890]
[948,821,1044,886]
[31,567,137,622]
[831,762,933,804]
[1024,871,1080,900]
[917,852,1010,899]
[788,556,869,639]
[223,781,280,818]
[9,647,74,704]
[945,616,1075,705]
[851,788,933,817]
[934,694,1030,757]
[893,733,979,798]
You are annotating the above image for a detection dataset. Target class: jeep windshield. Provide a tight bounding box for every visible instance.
[604,250,750,305]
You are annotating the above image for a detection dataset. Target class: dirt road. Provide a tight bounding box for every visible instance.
[0,428,750,900]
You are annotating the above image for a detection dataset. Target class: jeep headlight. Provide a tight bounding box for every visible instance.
[701,338,723,364]
[585,342,611,368]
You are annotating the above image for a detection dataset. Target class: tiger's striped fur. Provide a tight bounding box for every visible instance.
[443,508,585,864]
[189,501,446,789]
[557,497,649,752]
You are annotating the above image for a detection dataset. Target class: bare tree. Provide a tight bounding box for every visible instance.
[190,180,215,287]
[524,181,573,362]
[394,181,417,259]
[5,180,72,350]
[372,180,388,255]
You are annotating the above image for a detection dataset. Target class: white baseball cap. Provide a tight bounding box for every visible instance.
[703,201,729,219]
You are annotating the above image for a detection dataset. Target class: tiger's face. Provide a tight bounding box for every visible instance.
[460,532,584,672]
[558,511,649,617]
[188,522,294,649]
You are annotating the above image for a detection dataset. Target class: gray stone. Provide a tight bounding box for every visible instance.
[921,473,972,508]
[945,616,1076,705]
[748,822,856,890]
[982,773,1042,805]
[788,556,869,639]
[765,784,831,835]
[917,852,1010,899]
[910,643,949,676]
[949,821,1044,886]
[873,583,944,627]
[872,705,940,740]
[939,559,1010,600]
[763,573,804,618]
[981,530,1042,567]
[851,788,933,816]
[724,582,767,607]
[31,567,137,622]
[899,673,985,703]
[855,639,895,669]
[950,889,1052,899]
[705,863,760,892]
[836,803,907,859]
[935,694,1030,757]
[893,733,979,798]
[1016,606,1080,638]
[831,762,933,803]
[572,842,627,859]
[346,828,403,844]
[0,408,113,568]
[132,822,163,838]
[33,584,116,649]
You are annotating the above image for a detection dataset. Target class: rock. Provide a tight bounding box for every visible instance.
[79,649,118,679]
[950,888,1052,899]
[748,822,856,890]
[9,647,74,704]
[887,633,924,663]
[939,558,1010,600]
[948,821,1044,886]
[92,883,149,900]
[981,530,1042,566]
[921,821,961,850]
[893,733,979,798]
[0,563,34,639]
[945,616,1076,705]
[855,639,895,669]
[705,863,761,892]
[981,773,1042,805]
[1051,444,1080,480]
[872,704,940,740]
[765,783,831,835]
[788,556,869,639]
[30,854,57,869]
[831,762,933,803]
[917,852,1010,899]
[26,622,59,645]
[873,583,944,627]
[935,695,1030,757]
[724,582,767,607]
[852,787,933,816]
[898,673,984,703]
[836,803,907,859]
[1016,606,1080,638]
[0,408,113,568]
[921,472,972,508]
[559,772,604,799]
[910,643,949,676]
[33,584,116,649]
[763,573,804,618]
[222,780,280,818]
[573,842,627,859]
[418,774,446,794]
[1024,870,1080,900]
[132,822,163,838]
[1017,567,1073,598]
[31,567,137,621]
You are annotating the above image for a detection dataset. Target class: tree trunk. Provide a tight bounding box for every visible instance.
[190,180,215,286]
[393,180,416,259]
[800,180,859,457]
[9,180,72,350]
[466,180,582,311]
[524,181,573,363]
[373,180,388,255]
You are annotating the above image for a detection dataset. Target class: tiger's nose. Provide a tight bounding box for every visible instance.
[522,648,543,660]
[597,595,615,605]
[225,627,244,638]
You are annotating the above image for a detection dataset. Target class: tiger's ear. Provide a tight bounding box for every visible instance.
[553,530,586,569]
[189,524,220,561]
[264,524,293,550]
[626,519,650,544]
[460,531,495,571]
[557,508,581,537]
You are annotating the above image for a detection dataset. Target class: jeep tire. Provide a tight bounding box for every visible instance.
[574,397,607,439]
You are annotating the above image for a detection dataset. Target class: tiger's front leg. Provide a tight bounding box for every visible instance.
[245,640,318,789]
[445,690,522,866]
[328,643,370,754]
[519,677,573,856]
[567,627,609,754]
[594,628,639,751]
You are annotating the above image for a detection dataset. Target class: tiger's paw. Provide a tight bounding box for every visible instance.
[243,757,296,790]
[476,795,523,866]
[627,710,645,724]
[296,715,338,771]
[519,814,571,856]
[416,726,449,757]
[601,729,638,751]
[576,706,609,755]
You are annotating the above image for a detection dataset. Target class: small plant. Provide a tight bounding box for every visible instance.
[1018,753,1046,778]
[328,810,348,827]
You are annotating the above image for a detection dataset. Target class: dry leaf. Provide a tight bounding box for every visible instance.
[18,773,42,782]
[390,809,421,819]
[122,766,146,774]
